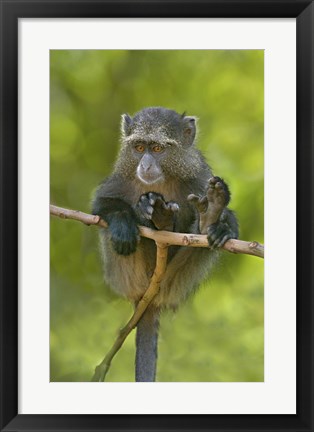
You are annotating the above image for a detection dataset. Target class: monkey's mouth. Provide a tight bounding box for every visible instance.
[136,169,164,185]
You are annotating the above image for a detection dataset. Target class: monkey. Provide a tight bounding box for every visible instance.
[92,107,239,382]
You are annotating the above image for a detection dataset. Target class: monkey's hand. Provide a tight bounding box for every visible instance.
[92,196,140,256]
[105,210,140,256]
[188,176,238,248]
[137,192,179,231]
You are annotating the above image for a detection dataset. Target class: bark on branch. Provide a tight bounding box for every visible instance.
[50,204,264,258]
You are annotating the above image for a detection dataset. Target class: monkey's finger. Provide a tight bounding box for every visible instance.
[139,195,154,219]
[214,181,223,191]
[148,195,157,206]
[148,192,165,207]
[212,237,227,248]
[198,196,209,212]
[187,194,201,204]
[188,194,208,213]
[208,178,223,194]
[208,178,216,188]
[166,202,179,212]
[139,207,153,219]
[145,206,154,216]
[153,195,168,209]
[207,236,215,249]
[207,224,221,246]
[208,176,222,186]
[216,234,232,248]
[212,235,225,248]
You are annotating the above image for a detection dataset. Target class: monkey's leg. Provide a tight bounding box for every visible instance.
[135,305,160,382]
[156,247,216,308]
[188,176,238,248]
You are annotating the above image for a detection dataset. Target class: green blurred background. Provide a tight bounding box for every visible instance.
[50,50,264,382]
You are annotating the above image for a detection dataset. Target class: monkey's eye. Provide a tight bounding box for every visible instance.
[135,145,145,153]
[152,145,163,153]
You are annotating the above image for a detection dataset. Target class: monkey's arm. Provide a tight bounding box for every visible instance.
[92,177,139,256]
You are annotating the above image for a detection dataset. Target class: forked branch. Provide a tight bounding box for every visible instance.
[91,243,168,382]
[50,204,264,258]
[50,203,264,381]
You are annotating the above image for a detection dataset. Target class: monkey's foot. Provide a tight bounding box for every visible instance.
[206,219,235,248]
[206,176,231,207]
[188,176,234,247]
[188,176,230,229]
[137,192,179,231]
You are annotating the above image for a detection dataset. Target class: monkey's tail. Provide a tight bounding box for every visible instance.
[135,305,160,382]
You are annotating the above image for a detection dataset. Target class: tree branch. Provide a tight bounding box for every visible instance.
[91,243,168,382]
[50,203,264,381]
[50,204,264,258]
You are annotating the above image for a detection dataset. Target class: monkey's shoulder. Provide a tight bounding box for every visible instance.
[94,174,130,198]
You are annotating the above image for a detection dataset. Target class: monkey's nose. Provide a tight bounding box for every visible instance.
[141,161,152,172]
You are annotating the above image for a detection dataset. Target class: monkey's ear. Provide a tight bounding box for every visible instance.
[183,116,196,146]
[121,114,133,137]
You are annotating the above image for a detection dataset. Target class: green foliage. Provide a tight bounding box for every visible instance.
[50,50,264,382]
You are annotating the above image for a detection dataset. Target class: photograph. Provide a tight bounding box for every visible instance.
[50,49,264,382]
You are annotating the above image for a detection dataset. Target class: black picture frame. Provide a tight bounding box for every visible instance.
[1,1,313,431]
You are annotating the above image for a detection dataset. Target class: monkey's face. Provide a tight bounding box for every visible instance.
[133,142,166,185]
[117,107,199,182]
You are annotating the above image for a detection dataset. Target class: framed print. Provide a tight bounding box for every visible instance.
[0,1,313,431]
